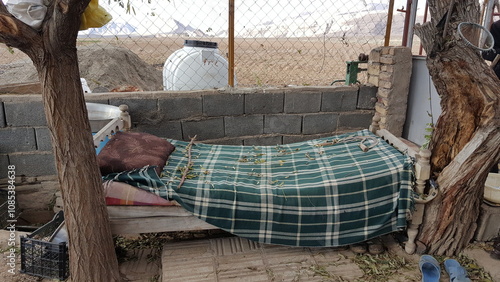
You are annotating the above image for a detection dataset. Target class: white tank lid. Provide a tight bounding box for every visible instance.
[184,40,218,49]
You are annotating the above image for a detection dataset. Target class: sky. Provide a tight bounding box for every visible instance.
[78,0,429,36]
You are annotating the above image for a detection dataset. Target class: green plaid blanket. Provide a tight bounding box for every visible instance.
[108,130,414,247]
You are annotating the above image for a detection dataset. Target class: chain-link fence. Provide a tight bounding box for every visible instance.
[1,0,428,93]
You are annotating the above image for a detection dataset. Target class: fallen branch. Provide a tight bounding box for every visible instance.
[177,135,197,189]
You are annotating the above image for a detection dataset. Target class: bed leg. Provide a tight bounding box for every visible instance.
[405,149,432,254]
[119,104,131,131]
[405,203,424,254]
[369,115,381,134]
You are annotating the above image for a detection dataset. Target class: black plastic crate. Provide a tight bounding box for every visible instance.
[20,211,69,280]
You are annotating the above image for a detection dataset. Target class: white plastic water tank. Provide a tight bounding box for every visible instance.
[163,40,235,91]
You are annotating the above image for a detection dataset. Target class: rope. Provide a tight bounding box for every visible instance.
[457,22,494,52]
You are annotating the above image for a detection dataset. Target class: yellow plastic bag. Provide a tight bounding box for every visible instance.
[79,0,112,30]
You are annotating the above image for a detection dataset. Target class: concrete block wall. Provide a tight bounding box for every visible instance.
[0,84,386,224]
[367,46,412,137]
[108,86,376,146]
[0,85,376,179]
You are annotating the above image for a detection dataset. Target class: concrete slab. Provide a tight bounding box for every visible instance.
[161,236,364,282]
[119,248,161,282]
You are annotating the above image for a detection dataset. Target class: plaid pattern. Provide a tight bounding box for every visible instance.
[111,130,415,247]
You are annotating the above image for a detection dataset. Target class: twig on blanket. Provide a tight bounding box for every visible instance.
[316,136,380,152]
[178,135,197,189]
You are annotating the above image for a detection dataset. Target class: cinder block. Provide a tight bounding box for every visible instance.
[0,154,9,175]
[284,92,321,113]
[225,115,263,137]
[109,98,158,124]
[207,138,243,146]
[182,118,224,141]
[243,136,282,146]
[204,93,244,116]
[159,96,202,120]
[0,128,37,153]
[303,113,339,135]
[283,135,317,144]
[357,86,377,110]
[136,121,183,140]
[0,102,5,128]
[321,88,358,112]
[264,115,302,135]
[474,203,500,241]
[8,153,56,176]
[245,93,284,114]
[338,112,373,129]
[4,101,46,126]
[35,127,52,151]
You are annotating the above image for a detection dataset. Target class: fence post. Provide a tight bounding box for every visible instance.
[384,0,395,47]
[228,0,235,87]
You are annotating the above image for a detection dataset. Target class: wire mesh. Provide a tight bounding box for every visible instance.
[0,0,430,93]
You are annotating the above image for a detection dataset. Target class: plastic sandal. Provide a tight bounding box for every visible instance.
[444,259,471,282]
[419,255,441,282]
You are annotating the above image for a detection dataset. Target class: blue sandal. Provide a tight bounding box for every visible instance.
[419,255,441,282]
[444,259,471,282]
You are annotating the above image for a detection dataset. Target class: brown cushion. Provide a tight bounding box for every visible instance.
[97,131,175,176]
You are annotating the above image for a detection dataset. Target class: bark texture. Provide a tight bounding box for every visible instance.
[0,1,121,280]
[415,0,500,255]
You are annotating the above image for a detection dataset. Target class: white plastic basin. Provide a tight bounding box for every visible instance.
[86,103,121,132]
[484,173,500,204]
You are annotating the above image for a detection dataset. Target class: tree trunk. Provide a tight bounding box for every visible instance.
[414,0,500,255]
[39,50,122,281]
[0,2,121,280]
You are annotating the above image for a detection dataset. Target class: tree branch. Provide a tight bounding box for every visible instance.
[0,1,7,13]
[0,12,42,54]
